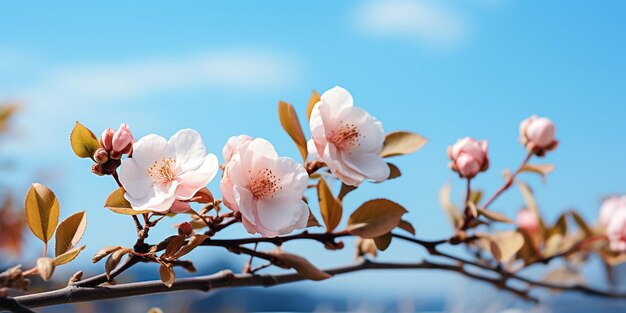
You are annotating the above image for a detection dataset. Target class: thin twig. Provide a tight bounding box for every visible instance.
[483,152,532,210]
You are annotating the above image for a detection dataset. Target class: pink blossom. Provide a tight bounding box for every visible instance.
[516,208,540,234]
[447,137,489,178]
[100,128,115,151]
[519,115,558,156]
[112,123,134,155]
[308,86,389,186]
[607,209,626,253]
[118,129,219,214]
[220,138,309,237]
[599,196,626,227]
[222,135,253,164]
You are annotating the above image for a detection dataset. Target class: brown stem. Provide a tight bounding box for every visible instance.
[482,152,532,210]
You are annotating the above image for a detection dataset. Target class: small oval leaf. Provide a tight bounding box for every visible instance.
[172,235,209,259]
[159,264,175,288]
[55,211,87,256]
[70,121,100,159]
[267,251,332,281]
[306,90,321,122]
[54,245,86,266]
[105,248,130,279]
[380,131,427,158]
[105,188,150,215]
[374,233,392,251]
[317,177,343,232]
[278,101,308,161]
[347,199,408,238]
[92,246,122,263]
[25,183,60,244]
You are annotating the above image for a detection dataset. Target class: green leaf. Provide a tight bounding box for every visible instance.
[317,177,343,232]
[267,251,332,281]
[24,183,60,244]
[306,90,321,122]
[374,233,392,251]
[55,211,87,256]
[347,199,407,238]
[70,121,100,159]
[278,101,308,161]
[54,245,86,266]
[104,188,150,215]
[379,131,427,158]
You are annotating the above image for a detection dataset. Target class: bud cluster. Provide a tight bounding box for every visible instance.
[92,124,135,176]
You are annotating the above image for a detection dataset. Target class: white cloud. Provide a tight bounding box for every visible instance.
[15,49,300,108]
[353,0,468,48]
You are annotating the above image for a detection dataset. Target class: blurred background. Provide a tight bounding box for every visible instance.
[1,1,626,312]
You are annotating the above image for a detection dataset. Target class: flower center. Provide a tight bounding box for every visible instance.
[249,168,281,199]
[147,157,177,184]
[328,122,360,150]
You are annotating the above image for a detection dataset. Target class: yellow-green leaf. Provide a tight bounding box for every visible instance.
[267,251,332,281]
[278,101,308,161]
[374,233,392,251]
[479,231,525,262]
[37,257,55,281]
[172,235,209,259]
[439,183,461,228]
[24,183,60,244]
[70,121,100,159]
[521,164,556,183]
[347,199,408,238]
[105,248,130,279]
[55,211,87,256]
[379,131,427,158]
[159,264,175,288]
[317,177,343,232]
[105,188,150,215]
[478,208,513,224]
[54,245,86,266]
[306,90,321,121]
[92,246,122,263]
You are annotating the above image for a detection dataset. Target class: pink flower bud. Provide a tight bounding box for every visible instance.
[112,124,134,156]
[447,137,489,178]
[599,196,624,227]
[100,128,115,151]
[607,209,626,253]
[516,208,540,234]
[178,222,194,237]
[91,164,104,176]
[93,147,109,164]
[519,115,558,156]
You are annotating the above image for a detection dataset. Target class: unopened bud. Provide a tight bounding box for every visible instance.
[93,148,109,164]
[111,123,134,158]
[519,115,558,156]
[91,164,104,176]
[447,137,489,179]
[178,222,194,237]
[100,128,115,151]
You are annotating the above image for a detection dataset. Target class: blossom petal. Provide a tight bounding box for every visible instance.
[125,181,178,213]
[234,186,257,224]
[119,158,153,199]
[169,129,207,172]
[257,197,306,233]
[320,86,353,120]
[131,134,174,171]
[240,139,278,174]
[175,153,219,200]
[342,152,390,182]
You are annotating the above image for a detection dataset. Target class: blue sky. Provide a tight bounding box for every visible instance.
[1,0,626,305]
